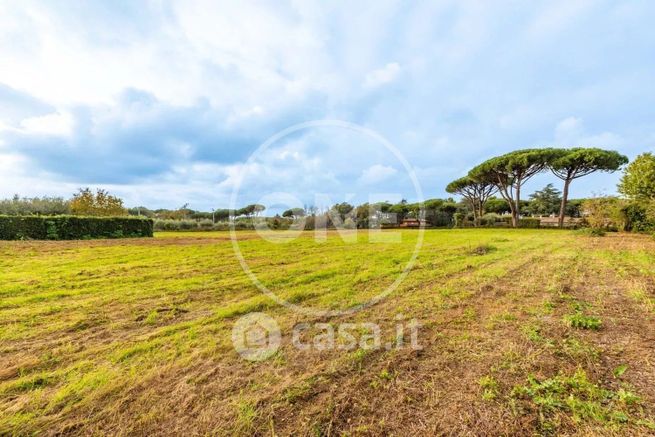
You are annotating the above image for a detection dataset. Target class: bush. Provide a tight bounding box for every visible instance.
[622,201,655,232]
[499,217,541,228]
[576,228,606,237]
[453,212,466,228]
[198,219,214,229]
[178,220,197,230]
[0,215,153,240]
[480,213,502,226]
[518,218,541,228]
[153,219,201,231]
[581,197,627,230]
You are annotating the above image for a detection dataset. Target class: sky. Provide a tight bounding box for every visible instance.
[0,0,654,212]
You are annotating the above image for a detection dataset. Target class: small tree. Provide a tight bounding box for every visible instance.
[445,176,497,226]
[550,148,628,227]
[282,207,304,218]
[618,152,655,201]
[469,149,558,227]
[331,202,354,221]
[70,188,127,217]
[238,204,261,218]
[527,184,562,216]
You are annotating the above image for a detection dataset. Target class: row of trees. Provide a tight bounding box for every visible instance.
[128,204,266,221]
[446,148,628,228]
[0,189,267,222]
[5,151,652,231]
[0,189,127,217]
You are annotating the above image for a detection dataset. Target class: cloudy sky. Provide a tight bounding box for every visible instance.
[1,0,654,211]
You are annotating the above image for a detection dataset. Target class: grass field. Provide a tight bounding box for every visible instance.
[2,229,655,435]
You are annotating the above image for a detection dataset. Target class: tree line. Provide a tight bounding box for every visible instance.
[0,189,126,217]
[446,148,629,228]
[2,150,653,232]
[0,189,267,222]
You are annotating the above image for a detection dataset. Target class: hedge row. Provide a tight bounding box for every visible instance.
[0,215,153,240]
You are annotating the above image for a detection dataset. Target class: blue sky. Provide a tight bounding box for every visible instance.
[0,0,654,211]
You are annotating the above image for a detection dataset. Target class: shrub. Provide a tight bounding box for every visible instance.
[499,217,540,228]
[453,212,466,228]
[518,218,541,228]
[622,201,655,233]
[212,222,230,231]
[0,216,153,240]
[153,219,180,231]
[575,228,606,237]
[198,219,214,229]
[582,197,627,230]
[153,219,201,231]
[178,220,198,230]
[480,213,502,226]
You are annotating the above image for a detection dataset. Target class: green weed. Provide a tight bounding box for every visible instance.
[479,375,499,400]
[564,313,602,330]
[511,368,640,428]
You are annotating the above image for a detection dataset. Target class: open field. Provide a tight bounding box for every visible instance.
[2,229,655,435]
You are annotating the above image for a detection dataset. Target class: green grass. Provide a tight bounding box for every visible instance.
[511,368,640,429]
[1,229,654,435]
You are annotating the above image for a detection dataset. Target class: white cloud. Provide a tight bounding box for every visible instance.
[364,63,400,88]
[358,164,397,185]
[19,111,73,136]
[554,116,623,147]
[555,116,584,143]
[0,1,653,205]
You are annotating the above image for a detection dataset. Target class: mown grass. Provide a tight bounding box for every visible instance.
[1,229,655,435]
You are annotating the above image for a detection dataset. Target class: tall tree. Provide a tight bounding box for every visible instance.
[446,176,497,226]
[550,148,628,227]
[469,149,558,227]
[618,152,655,201]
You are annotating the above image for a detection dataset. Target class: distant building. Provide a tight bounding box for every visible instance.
[399,218,428,228]
[538,217,584,228]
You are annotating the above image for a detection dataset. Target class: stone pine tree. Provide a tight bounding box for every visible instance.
[469,149,559,227]
[549,148,628,227]
[445,176,497,226]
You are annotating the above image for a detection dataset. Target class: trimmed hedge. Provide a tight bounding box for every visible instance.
[0,215,153,240]
[497,216,541,228]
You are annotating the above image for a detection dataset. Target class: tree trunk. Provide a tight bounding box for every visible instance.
[513,183,521,228]
[469,199,478,227]
[558,177,571,228]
